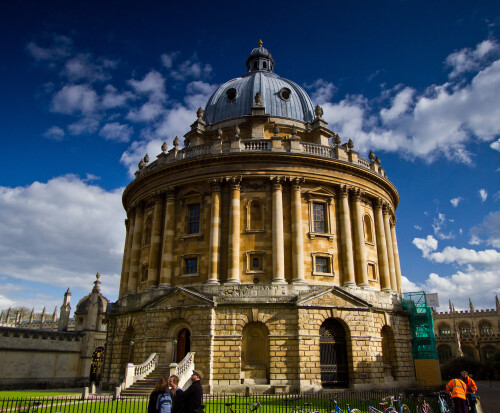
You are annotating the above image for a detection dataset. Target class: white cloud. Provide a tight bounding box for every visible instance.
[169,55,212,81]
[491,139,500,152]
[414,225,422,231]
[184,81,218,110]
[120,138,166,177]
[469,235,481,245]
[25,34,73,64]
[479,188,488,202]
[305,79,337,104]
[470,209,500,249]
[0,294,16,309]
[412,235,438,258]
[127,101,165,122]
[445,39,499,78]
[127,70,167,103]
[432,213,454,240]
[99,122,133,142]
[63,53,117,83]
[43,126,65,141]
[67,116,100,135]
[428,246,500,266]
[0,176,124,299]
[51,84,99,115]
[450,196,463,207]
[101,85,133,109]
[380,87,415,123]
[160,51,180,69]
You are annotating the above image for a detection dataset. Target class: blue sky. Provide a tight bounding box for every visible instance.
[1,0,499,314]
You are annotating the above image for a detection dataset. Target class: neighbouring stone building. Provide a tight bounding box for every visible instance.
[434,297,500,365]
[0,274,108,389]
[102,42,419,393]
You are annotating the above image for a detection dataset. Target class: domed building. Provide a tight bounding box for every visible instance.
[102,42,417,392]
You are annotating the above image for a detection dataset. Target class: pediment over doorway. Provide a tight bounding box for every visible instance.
[296,286,372,309]
[143,287,214,310]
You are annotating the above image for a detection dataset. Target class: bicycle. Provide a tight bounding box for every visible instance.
[225,402,261,413]
[16,401,41,413]
[285,398,319,413]
[415,394,434,413]
[361,397,397,413]
[432,391,451,413]
[390,394,410,413]
[328,397,361,413]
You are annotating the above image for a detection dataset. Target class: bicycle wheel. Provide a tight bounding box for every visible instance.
[349,409,362,413]
[401,404,412,413]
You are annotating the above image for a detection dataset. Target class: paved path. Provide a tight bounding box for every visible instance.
[476,380,500,413]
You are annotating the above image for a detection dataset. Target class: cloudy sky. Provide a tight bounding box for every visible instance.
[0,0,499,314]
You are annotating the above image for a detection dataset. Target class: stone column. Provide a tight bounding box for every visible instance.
[291,178,305,284]
[159,188,175,287]
[127,201,144,293]
[338,186,356,287]
[374,198,391,291]
[352,188,369,287]
[383,205,397,292]
[147,193,163,288]
[272,177,287,284]
[207,179,222,284]
[390,216,403,293]
[119,216,133,297]
[226,176,241,284]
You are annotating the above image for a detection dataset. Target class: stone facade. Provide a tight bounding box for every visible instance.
[434,297,500,365]
[102,42,416,393]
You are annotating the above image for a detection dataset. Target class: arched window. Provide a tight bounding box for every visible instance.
[459,323,471,337]
[439,323,451,336]
[479,321,493,336]
[363,214,374,244]
[143,215,153,246]
[319,319,349,388]
[90,346,105,384]
[483,345,496,361]
[121,326,135,372]
[176,328,191,363]
[437,344,452,364]
[242,323,269,384]
[246,199,265,232]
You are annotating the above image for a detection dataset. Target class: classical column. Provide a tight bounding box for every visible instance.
[207,179,222,284]
[226,176,241,284]
[119,216,132,297]
[127,201,144,293]
[147,193,164,288]
[374,198,391,291]
[383,205,397,292]
[390,216,403,293]
[272,176,286,284]
[352,188,369,287]
[338,185,356,287]
[159,188,175,287]
[291,178,305,284]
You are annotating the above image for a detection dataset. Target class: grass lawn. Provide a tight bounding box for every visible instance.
[0,391,82,399]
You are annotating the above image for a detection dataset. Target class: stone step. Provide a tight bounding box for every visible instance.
[120,365,173,397]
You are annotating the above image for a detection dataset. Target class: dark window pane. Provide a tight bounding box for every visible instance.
[316,257,328,273]
[313,203,325,232]
[185,258,197,274]
[188,204,200,234]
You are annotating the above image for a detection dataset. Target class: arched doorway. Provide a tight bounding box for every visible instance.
[90,346,105,384]
[381,326,397,381]
[176,328,191,362]
[242,322,269,384]
[319,318,349,388]
[121,326,134,376]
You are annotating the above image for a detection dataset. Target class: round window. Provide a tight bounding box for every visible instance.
[226,88,237,101]
[280,87,291,101]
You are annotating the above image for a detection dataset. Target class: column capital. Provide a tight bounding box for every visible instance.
[391,215,397,226]
[208,177,223,192]
[290,177,305,190]
[337,184,349,199]
[226,175,242,189]
[133,199,145,210]
[383,203,393,216]
[166,186,176,200]
[374,197,384,210]
[350,187,364,201]
[124,218,129,231]
[270,176,285,189]
[153,191,163,204]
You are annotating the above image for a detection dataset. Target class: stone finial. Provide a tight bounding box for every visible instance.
[273,123,280,136]
[173,136,180,147]
[315,105,324,119]
[291,125,297,137]
[138,159,145,170]
[469,298,474,313]
[143,154,149,165]
[369,150,375,161]
[258,39,263,47]
[161,141,168,153]
[347,138,354,150]
[93,272,101,293]
[52,306,58,322]
[333,133,341,146]
[254,92,262,106]
[234,125,240,137]
[29,308,34,323]
[496,295,500,311]
[196,107,204,120]
[449,300,454,313]
[217,127,223,139]
[375,155,381,165]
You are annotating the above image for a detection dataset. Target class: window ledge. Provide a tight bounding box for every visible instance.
[308,232,334,241]
[180,233,204,240]
[312,272,335,277]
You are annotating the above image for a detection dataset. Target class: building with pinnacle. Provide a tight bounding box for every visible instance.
[102,42,418,392]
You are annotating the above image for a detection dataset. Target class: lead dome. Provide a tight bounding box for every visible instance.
[203,42,315,125]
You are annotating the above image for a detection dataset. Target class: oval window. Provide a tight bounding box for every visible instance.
[226,88,237,101]
[280,87,291,101]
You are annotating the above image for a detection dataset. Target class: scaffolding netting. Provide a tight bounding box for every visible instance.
[401,291,438,360]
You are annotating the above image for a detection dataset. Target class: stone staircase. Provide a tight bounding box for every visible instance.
[120,363,171,397]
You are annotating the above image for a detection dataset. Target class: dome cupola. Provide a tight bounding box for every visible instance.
[203,41,315,125]
[246,39,275,72]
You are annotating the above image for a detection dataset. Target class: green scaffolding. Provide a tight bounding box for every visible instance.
[401,291,438,360]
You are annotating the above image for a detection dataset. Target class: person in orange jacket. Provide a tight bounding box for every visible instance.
[461,371,478,413]
[446,374,467,413]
